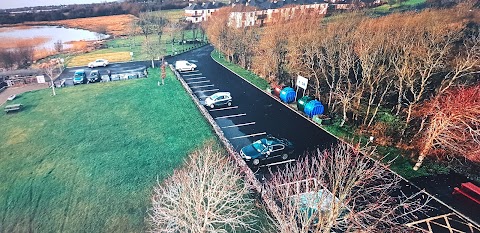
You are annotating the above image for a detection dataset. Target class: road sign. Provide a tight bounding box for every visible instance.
[296,75,308,89]
[295,75,309,101]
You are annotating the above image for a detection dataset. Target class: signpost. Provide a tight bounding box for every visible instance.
[295,75,308,101]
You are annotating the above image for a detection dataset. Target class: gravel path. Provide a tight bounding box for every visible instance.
[0,83,49,106]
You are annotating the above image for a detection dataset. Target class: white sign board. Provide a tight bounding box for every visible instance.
[36,75,46,84]
[296,75,308,89]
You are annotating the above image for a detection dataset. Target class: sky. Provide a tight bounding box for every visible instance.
[0,0,120,10]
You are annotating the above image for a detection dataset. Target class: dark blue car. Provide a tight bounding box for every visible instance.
[240,136,294,166]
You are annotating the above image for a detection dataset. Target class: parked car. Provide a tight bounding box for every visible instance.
[7,95,16,101]
[101,75,110,82]
[175,60,197,71]
[204,92,232,109]
[126,73,139,79]
[88,59,109,68]
[88,70,101,83]
[73,69,87,85]
[240,136,294,166]
[111,74,121,81]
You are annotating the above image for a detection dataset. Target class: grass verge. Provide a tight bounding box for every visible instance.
[211,50,269,90]
[0,69,214,232]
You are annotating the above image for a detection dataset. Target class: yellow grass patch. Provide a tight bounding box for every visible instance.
[68,51,131,67]
[0,36,50,49]
[34,15,138,37]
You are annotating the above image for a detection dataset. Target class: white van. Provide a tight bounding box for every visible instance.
[175,60,197,71]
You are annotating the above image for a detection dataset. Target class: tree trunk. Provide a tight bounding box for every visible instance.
[395,79,403,116]
[51,81,56,96]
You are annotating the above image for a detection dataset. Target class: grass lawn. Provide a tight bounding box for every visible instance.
[0,69,215,232]
[373,0,426,14]
[211,50,270,90]
[68,51,131,67]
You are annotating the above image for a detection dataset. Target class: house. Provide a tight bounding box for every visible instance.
[229,0,329,28]
[184,2,224,23]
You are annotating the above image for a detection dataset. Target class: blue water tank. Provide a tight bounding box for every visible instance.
[304,100,324,118]
[279,87,296,103]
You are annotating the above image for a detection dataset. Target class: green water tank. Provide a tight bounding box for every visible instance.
[297,96,314,112]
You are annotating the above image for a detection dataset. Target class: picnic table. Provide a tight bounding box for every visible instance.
[453,182,480,205]
[4,104,23,113]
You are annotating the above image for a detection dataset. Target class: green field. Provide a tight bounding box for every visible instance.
[0,69,214,232]
[67,30,207,67]
[373,0,426,14]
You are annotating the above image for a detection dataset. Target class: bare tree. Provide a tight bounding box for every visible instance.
[149,143,259,233]
[264,142,431,232]
[412,84,480,170]
[137,13,155,39]
[165,21,183,55]
[54,40,63,53]
[143,39,164,69]
[438,31,480,94]
[128,20,139,50]
[402,12,462,126]
[39,59,61,96]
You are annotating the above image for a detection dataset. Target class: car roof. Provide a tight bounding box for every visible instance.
[210,92,231,97]
[261,136,290,146]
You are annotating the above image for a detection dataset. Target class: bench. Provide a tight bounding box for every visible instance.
[4,104,23,113]
[453,182,480,205]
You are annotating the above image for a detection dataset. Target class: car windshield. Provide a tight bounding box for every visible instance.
[210,93,221,99]
[252,140,266,152]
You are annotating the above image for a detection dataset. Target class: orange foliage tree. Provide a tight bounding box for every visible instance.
[412,84,480,170]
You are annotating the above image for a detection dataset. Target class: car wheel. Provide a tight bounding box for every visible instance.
[227,101,232,107]
[210,104,215,109]
[281,154,288,160]
[252,159,260,166]
[103,63,107,67]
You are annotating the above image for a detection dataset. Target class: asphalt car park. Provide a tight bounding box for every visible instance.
[56,61,149,87]
[168,48,337,168]
[168,45,480,229]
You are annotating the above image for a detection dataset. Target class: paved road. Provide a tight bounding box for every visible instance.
[167,45,480,231]
[57,61,150,86]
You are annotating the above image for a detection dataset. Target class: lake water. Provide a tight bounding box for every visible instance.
[1,0,120,10]
[0,26,109,50]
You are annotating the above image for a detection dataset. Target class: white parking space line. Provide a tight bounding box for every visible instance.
[260,159,296,167]
[221,122,255,128]
[210,106,238,112]
[185,77,206,80]
[182,73,203,77]
[230,132,266,140]
[194,89,219,93]
[215,113,247,119]
[187,80,210,84]
[190,84,214,88]
[181,70,199,74]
